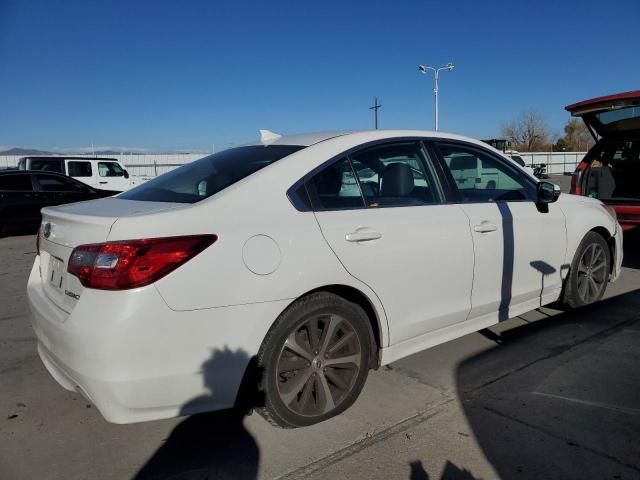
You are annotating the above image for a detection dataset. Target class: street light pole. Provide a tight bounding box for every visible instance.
[418,62,454,131]
[433,69,439,131]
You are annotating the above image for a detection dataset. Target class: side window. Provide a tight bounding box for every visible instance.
[68,161,92,177]
[350,142,440,207]
[307,157,365,210]
[436,143,532,202]
[0,175,33,191]
[98,162,124,177]
[36,175,84,192]
[30,159,64,173]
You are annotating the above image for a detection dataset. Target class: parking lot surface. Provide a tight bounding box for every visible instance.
[1,207,639,479]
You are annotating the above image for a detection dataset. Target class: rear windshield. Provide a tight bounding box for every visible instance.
[119,145,303,203]
[596,106,640,125]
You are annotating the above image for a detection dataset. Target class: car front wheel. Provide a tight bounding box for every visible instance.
[563,231,611,308]
[257,292,372,428]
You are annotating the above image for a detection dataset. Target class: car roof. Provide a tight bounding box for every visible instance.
[0,170,71,177]
[253,129,495,149]
[248,131,354,147]
[249,129,534,177]
[20,156,119,161]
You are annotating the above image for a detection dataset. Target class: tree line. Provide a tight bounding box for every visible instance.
[500,110,594,152]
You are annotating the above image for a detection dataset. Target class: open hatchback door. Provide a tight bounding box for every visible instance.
[566,90,640,139]
[567,91,640,231]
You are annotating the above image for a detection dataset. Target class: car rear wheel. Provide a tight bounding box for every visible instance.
[257,292,372,428]
[563,232,610,308]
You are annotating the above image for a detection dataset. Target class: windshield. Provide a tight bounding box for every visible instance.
[119,145,303,203]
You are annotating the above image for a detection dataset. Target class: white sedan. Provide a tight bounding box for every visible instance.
[28,130,623,428]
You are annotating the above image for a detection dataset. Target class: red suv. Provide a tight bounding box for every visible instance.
[568,90,640,231]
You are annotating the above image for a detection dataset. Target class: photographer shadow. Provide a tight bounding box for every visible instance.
[134,347,263,480]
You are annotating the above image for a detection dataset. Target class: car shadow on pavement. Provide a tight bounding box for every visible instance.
[410,460,482,480]
[497,202,514,322]
[134,348,264,480]
[456,284,640,479]
[0,225,39,238]
[622,229,640,269]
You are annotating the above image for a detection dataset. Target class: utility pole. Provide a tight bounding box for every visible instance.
[369,97,382,129]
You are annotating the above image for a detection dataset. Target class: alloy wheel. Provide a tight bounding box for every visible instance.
[576,242,607,304]
[276,313,362,417]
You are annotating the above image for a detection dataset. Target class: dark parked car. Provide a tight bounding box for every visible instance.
[0,171,119,235]
[568,90,640,231]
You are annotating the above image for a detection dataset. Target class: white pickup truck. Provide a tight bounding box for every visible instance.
[17,156,135,192]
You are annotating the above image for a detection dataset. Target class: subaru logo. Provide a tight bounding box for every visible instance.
[43,223,51,239]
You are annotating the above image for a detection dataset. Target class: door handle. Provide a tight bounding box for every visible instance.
[474,223,498,233]
[99,181,108,184]
[346,231,382,242]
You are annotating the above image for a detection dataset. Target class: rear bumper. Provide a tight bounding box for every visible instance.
[27,256,290,423]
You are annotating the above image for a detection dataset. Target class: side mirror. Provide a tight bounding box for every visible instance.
[537,181,560,204]
[123,170,130,179]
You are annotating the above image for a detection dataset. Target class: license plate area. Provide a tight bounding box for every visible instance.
[48,256,65,292]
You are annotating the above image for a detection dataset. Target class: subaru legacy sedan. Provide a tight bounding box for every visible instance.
[28,130,622,428]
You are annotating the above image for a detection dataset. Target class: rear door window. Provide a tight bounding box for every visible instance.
[35,175,84,192]
[307,157,366,210]
[119,145,303,203]
[30,159,64,173]
[306,141,443,210]
[0,174,33,191]
[350,142,441,207]
[68,161,93,177]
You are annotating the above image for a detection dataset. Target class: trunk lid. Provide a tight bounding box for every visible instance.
[565,90,640,138]
[38,198,186,314]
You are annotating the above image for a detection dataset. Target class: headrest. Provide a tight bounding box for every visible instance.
[316,167,342,195]
[381,163,414,197]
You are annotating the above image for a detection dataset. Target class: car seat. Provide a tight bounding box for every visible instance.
[586,166,616,199]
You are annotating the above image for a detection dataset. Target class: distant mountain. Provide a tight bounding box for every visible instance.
[0,147,52,156]
[93,150,122,155]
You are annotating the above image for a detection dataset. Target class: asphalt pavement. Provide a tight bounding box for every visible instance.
[1,184,639,480]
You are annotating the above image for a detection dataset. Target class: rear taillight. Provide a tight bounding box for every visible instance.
[67,234,217,290]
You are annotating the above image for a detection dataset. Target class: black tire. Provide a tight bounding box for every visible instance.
[256,292,372,428]
[563,231,610,308]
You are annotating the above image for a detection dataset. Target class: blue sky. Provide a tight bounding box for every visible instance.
[1,0,638,152]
